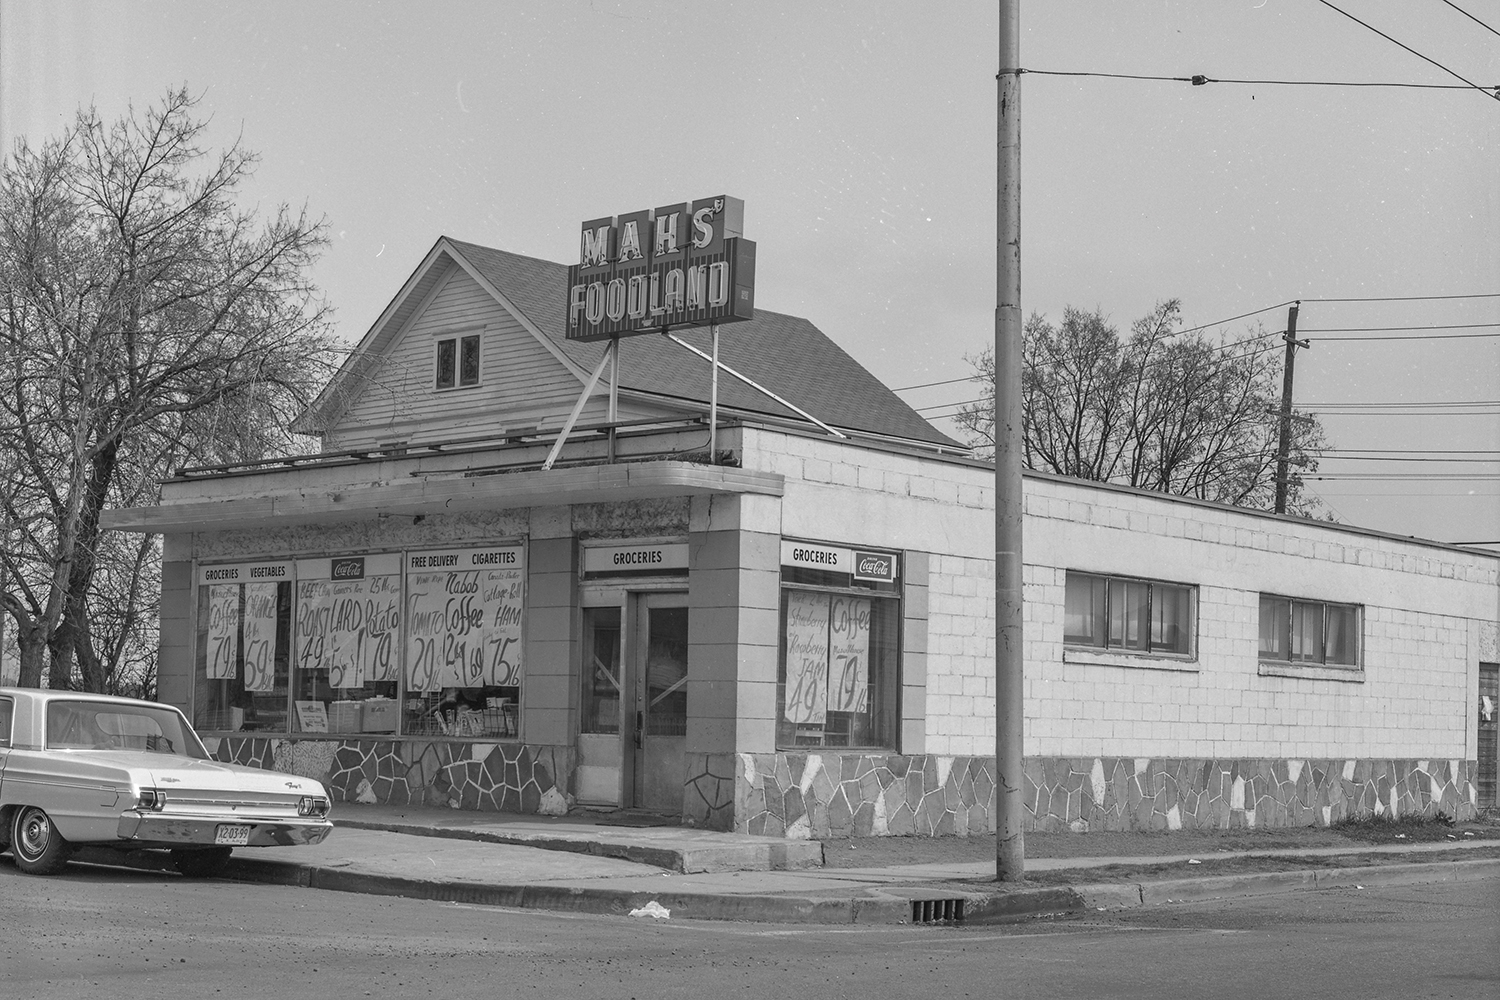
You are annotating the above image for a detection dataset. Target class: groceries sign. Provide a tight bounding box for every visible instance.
[566,195,756,341]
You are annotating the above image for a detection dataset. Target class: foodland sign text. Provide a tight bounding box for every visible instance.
[566,195,756,341]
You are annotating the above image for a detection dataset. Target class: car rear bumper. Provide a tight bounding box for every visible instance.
[116,812,334,847]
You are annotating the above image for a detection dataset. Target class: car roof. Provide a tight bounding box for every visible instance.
[0,688,167,709]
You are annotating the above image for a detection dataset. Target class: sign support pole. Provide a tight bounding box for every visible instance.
[995,0,1026,883]
[543,340,615,471]
[709,323,720,463]
[608,335,620,464]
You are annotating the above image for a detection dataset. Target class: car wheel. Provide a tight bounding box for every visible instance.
[11,806,72,875]
[171,846,233,878]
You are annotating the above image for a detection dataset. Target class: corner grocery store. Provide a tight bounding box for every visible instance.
[104,234,1500,836]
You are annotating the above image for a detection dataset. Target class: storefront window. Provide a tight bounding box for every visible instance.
[776,542,900,750]
[292,555,402,735]
[402,545,525,738]
[192,562,292,732]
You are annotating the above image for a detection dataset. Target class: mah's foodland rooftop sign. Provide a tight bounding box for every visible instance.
[566,195,756,341]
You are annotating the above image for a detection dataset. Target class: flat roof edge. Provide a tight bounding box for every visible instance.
[101,462,785,534]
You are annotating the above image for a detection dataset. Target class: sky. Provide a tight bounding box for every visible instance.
[2,0,1496,546]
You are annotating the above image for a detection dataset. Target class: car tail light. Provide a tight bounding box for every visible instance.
[297,795,330,818]
[135,788,167,811]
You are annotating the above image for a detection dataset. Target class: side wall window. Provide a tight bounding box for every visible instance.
[435,333,480,389]
[0,696,12,747]
[1064,571,1195,657]
[1258,595,1360,667]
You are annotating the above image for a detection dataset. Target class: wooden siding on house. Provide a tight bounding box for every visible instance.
[329,266,598,450]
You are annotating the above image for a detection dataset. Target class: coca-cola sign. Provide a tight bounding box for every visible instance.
[331,557,365,580]
[853,550,898,583]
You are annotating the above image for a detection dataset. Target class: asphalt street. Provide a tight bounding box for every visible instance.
[4,860,1497,1000]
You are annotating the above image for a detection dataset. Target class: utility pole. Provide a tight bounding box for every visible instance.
[1273,302,1308,514]
[995,0,1025,882]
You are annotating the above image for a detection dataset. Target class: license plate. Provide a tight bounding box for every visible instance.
[214,824,252,846]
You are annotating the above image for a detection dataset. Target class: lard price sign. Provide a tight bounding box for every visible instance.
[566,195,756,341]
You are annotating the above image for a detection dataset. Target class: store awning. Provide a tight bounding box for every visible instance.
[101,462,784,534]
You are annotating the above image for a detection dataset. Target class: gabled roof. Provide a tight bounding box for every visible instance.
[298,237,962,450]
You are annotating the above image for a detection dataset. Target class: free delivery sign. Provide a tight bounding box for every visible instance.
[566,195,756,341]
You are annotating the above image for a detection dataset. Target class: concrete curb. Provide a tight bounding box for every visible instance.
[71,849,1500,926]
[332,818,824,874]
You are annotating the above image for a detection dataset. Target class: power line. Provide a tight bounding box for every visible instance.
[1323,448,1500,454]
[1315,455,1500,462]
[895,300,1300,394]
[1302,291,1500,303]
[1302,322,1499,332]
[892,375,976,392]
[1312,330,1500,341]
[1306,473,1500,480]
[1438,0,1500,39]
[1021,67,1495,94]
[1301,399,1500,407]
[1309,409,1500,416]
[1313,0,1498,101]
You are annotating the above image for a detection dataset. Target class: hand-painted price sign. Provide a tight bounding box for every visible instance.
[783,591,829,724]
[328,579,366,688]
[206,585,241,680]
[405,572,449,693]
[481,568,524,686]
[405,552,525,694]
[296,580,333,676]
[828,596,870,714]
[241,583,279,692]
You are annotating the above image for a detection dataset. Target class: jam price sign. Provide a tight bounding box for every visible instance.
[566,195,756,341]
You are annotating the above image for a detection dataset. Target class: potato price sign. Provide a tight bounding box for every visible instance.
[566,195,756,341]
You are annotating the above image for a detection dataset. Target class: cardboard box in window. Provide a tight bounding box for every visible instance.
[327,700,363,733]
[361,697,397,733]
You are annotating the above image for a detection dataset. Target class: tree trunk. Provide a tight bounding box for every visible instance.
[16,624,47,687]
[53,438,120,693]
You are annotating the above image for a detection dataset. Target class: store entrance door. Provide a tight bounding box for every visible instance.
[626,595,689,814]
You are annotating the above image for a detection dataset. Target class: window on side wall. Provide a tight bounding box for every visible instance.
[1258,595,1360,668]
[435,333,480,390]
[1064,571,1195,657]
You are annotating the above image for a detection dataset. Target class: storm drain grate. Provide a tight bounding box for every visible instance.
[911,898,965,924]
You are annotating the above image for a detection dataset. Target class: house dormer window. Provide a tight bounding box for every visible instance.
[436,333,480,389]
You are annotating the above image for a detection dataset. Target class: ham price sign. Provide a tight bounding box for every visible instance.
[566,195,756,341]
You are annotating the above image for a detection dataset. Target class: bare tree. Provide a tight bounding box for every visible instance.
[956,300,1326,515]
[0,87,341,690]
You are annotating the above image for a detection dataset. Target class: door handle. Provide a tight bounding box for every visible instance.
[635,710,644,748]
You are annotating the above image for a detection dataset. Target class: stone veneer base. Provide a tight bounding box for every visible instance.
[205,737,574,816]
[200,740,1479,839]
[724,753,1480,838]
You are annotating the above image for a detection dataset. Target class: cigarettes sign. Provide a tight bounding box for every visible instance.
[566,195,756,341]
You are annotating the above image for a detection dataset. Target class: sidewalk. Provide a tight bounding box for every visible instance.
[73,803,1500,926]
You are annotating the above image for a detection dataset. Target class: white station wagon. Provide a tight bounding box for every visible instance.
[0,688,333,876]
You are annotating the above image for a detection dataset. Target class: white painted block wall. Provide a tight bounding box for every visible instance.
[741,426,1498,762]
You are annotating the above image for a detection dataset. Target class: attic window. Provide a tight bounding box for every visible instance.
[436,334,481,390]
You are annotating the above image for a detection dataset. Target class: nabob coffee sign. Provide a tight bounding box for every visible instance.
[566,195,756,341]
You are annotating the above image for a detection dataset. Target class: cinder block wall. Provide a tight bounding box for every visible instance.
[742,428,1495,762]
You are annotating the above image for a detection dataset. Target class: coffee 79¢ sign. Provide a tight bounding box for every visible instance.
[566,195,756,341]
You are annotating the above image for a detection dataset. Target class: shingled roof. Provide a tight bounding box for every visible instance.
[444,239,961,449]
